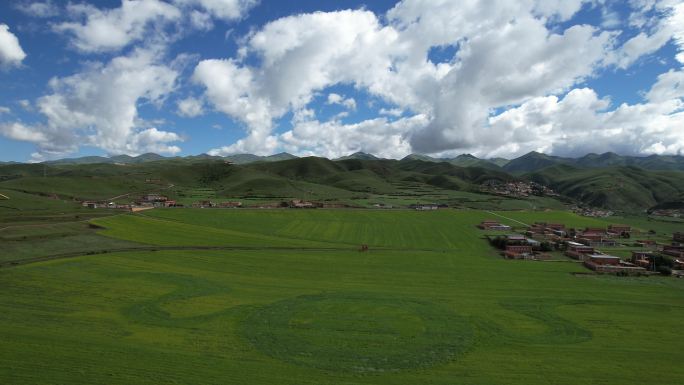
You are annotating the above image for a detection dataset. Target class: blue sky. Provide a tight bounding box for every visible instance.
[0,0,683,162]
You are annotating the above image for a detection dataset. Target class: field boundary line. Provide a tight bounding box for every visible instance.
[0,245,463,269]
[0,212,127,233]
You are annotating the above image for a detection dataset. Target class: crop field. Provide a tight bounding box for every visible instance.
[1,209,683,384]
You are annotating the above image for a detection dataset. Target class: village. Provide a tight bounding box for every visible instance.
[480,180,559,198]
[79,193,355,211]
[649,208,683,218]
[570,205,615,218]
[78,188,460,212]
[479,219,684,277]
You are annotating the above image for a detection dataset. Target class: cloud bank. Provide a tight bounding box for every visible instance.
[2,0,684,160]
[193,0,684,158]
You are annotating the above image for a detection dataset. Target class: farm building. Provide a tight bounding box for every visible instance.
[0,193,8,200]
[635,239,657,248]
[584,254,646,275]
[674,232,684,245]
[504,245,533,259]
[477,220,512,231]
[577,235,617,247]
[81,201,101,209]
[587,254,620,266]
[631,251,656,269]
[219,201,242,208]
[527,222,568,238]
[192,200,216,208]
[583,227,607,234]
[409,203,441,210]
[663,245,684,258]
[565,241,595,260]
[502,245,551,260]
[503,234,528,245]
[144,194,168,202]
[290,199,316,208]
[608,224,632,236]
[489,234,543,257]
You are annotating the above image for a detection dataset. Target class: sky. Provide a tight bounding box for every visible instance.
[0,0,683,162]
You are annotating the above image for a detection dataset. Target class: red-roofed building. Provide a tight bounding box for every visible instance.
[584,254,646,275]
[477,220,512,231]
[608,224,631,235]
[504,245,533,259]
[565,242,594,260]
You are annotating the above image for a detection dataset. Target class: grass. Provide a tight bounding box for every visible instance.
[0,221,144,263]
[0,209,683,384]
[243,292,475,373]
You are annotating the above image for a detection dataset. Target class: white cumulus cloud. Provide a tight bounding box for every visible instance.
[193,1,622,156]
[176,96,204,117]
[0,48,182,159]
[54,0,182,52]
[326,93,357,110]
[174,0,258,22]
[0,24,27,68]
[15,1,60,18]
[280,114,429,159]
[483,85,684,158]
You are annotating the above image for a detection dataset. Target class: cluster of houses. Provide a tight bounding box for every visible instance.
[285,200,352,209]
[408,203,448,210]
[571,206,614,217]
[480,219,684,276]
[480,180,558,198]
[138,194,178,208]
[564,241,646,274]
[524,222,632,246]
[497,234,550,260]
[81,201,117,209]
[663,232,684,258]
[650,209,683,218]
[191,200,242,209]
[81,193,179,211]
[289,199,316,208]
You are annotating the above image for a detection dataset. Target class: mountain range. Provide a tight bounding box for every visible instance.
[41,150,684,173]
[1,150,683,212]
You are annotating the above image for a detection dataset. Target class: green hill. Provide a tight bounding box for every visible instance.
[3,153,682,212]
[527,165,684,210]
[505,151,684,173]
[503,151,571,173]
[334,152,381,161]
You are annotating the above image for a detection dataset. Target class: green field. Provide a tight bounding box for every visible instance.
[1,209,683,384]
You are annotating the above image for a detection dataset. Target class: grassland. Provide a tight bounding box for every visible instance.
[1,209,683,384]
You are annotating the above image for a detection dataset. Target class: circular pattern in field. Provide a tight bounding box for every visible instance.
[241,293,473,373]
